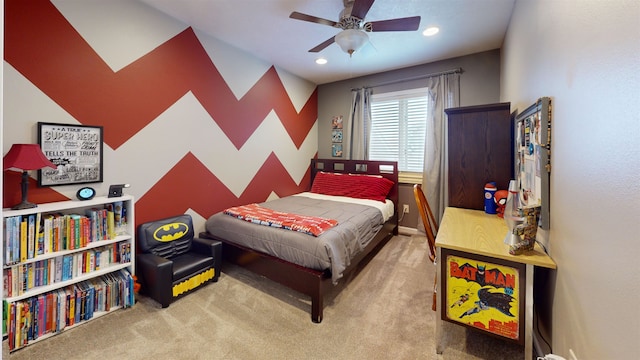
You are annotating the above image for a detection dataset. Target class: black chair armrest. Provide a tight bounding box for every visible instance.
[192,237,222,281]
[192,237,219,256]
[137,253,173,307]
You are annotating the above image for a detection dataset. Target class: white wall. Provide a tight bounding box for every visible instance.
[501,1,640,359]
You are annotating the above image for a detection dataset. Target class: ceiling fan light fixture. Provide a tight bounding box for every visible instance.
[335,29,368,56]
[315,58,328,65]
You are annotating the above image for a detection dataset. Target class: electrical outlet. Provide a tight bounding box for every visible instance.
[568,349,578,360]
[403,204,410,214]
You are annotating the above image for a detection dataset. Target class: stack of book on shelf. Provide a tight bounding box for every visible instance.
[3,201,126,264]
[3,269,135,351]
[3,241,132,298]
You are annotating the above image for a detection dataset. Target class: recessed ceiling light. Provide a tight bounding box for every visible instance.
[423,27,439,36]
[315,58,328,65]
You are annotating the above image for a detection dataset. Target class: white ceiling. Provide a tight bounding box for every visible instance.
[139,0,515,85]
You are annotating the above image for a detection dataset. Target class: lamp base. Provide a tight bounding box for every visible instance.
[503,232,521,246]
[11,201,37,210]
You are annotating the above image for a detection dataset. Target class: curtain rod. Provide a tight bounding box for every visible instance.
[351,67,463,91]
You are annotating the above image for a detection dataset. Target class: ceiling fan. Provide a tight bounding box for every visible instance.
[289,0,421,56]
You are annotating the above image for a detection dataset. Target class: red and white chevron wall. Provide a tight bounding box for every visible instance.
[2,0,318,231]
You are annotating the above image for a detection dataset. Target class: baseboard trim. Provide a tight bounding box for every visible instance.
[399,226,418,236]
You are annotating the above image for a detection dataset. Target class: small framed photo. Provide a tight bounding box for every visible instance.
[332,129,343,143]
[331,115,343,129]
[38,122,104,186]
[332,144,343,157]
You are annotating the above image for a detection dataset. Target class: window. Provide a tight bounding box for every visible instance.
[369,88,429,181]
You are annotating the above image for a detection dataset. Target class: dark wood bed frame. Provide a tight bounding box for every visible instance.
[199,159,399,323]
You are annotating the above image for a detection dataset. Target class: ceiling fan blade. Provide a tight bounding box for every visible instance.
[350,0,375,20]
[309,36,336,53]
[290,11,338,27]
[368,16,421,32]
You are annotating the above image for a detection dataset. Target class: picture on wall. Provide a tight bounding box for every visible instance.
[332,144,343,157]
[332,129,343,143]
[331,115,344,157]
[37,122,104,186]
[442,249,525,345]
[331,115,343,129]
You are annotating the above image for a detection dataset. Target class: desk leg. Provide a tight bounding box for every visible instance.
[435,246,444,354]
[525,264,534,360]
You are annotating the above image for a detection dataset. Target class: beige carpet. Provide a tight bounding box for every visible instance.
[3,234,524,359]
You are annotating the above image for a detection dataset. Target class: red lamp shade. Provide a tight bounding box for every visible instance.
[3,144,58,210]
[3,144,57,171]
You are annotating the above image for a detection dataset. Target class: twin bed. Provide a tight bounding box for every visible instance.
[200,159,399,323]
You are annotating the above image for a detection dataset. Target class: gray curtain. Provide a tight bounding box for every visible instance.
[348,88,372,160]
[421,73,460,225]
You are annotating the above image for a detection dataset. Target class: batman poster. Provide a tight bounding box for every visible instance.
[445,253,522,341]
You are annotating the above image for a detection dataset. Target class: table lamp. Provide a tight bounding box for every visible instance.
[3,144,57,210]
[503,179,524,246]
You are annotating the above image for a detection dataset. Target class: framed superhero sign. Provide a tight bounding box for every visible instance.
[37,122,104,186]
[441,248,526,344]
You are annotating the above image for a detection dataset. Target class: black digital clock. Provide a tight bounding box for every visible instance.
[76,187,96,201]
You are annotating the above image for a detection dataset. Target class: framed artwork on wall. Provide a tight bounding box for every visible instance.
[331,115,344,157]
[331,115,343,129]
[332,129,343,143]
[332,144,343,157]
[441,248,526,345]
[37,122,104,186]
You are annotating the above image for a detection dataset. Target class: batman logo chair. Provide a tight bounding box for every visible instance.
[136,214,222,308]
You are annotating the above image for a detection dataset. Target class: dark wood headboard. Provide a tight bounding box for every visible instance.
[310,158,399,209]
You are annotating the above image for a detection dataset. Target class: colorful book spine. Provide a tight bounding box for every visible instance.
[4,217,12,265]
[20,219,27,263]
[36,212,43,256]
[43,214,53,254]
[27,214,35,260]
[2,300,7,336]
[8,302,16,350]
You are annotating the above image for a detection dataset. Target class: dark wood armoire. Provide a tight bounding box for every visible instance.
[445,102,513,210]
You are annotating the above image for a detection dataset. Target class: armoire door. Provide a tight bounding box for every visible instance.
[446,102,513,210]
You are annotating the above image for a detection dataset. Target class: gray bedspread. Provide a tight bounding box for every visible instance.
[204,195,384,283]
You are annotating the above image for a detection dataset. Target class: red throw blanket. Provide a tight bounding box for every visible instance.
[223,203,338,237]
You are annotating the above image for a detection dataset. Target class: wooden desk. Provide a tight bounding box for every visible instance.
[435,207,556,359]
